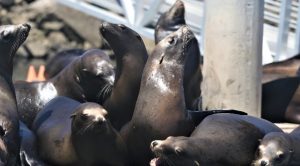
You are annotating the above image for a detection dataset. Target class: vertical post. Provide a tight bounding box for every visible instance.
[295,0,300,54]
[276,0,292,61]
[202,0,264,117]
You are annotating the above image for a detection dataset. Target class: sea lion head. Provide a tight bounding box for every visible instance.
[150,136,200,166]
[71,103,109,134]
[77,49,115,104]
[155,0,185,43]
[252,132,293,166]
[153,25,196,67]
[0,23,30,60]
[99,22,145,56]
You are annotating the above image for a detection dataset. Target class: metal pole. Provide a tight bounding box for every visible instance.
[276,0,292,60]
[295,0,300,54]
[202,0,264,117]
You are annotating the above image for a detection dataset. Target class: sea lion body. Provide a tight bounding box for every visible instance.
[120,26,196,165]
[150,114,282,166]
[44,49,85,79]
[19,121,47,166]
[253,126,300,166]
[32,96,127,166]
[15,49,115,127]
[155,0,202,110]
[0,23,30,165]
[100,23,148,130]
[263,55,300,123]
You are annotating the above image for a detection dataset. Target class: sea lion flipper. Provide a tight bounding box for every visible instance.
[262,77,300,122]
[188,109,247,126]
[19,121,47,166]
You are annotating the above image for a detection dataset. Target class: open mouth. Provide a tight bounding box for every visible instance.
[150,157,165,166]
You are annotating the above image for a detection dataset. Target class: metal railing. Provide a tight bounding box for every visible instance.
[57,0,300,64]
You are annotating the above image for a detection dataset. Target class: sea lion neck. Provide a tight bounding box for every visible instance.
[50,58,85,102]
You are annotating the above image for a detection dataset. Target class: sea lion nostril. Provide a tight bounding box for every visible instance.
[260,160,267,166]
[22,23,31,30]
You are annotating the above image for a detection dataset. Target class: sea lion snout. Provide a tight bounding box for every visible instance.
[260,160,268,166]
[20,23,31,32]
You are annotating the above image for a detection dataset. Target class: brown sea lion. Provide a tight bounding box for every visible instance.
[120,26,248,165]
[0,23,30,165]
[19,121,47,166]
[15,49,115,127]
[32,96,128,166]
[150,114,282,166]
[100,22,148,130]
[253,126,300,166]
[155,0,202,110]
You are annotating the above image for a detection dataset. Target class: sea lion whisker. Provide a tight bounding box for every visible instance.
[96,84,108,102]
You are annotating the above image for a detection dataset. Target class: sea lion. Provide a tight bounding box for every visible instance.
[155,0,202,110]
[253,126,300,166]
[32,96,128,166]
[262,55,300,123]
[15,49,115,127]
[155,0,185,44]
[262,76,300,122]
[150,113,283,166]
[120,26,247,165]
[44,49,85,79]
[119,26,196,165]
[19,121,47,166]
[0,23,30,165]
[100,22,148,130]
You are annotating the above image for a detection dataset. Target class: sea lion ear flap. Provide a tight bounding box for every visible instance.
[70,113,76,119]
[290,149,294,153]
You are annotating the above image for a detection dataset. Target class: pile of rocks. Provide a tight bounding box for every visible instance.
[0,0,96,59]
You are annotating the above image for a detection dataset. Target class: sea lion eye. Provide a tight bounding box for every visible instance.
[118,24,126,30]
[0,127,5,137]
[167,37,175,45]
[80,114,88,121]
[0,30,12,42]
[175,147,184,156]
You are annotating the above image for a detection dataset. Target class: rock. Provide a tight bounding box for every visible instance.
[54,4,103,47]
[0,0,15,7]
[42,21,64,31]
[48,31,68,45]
[26,40,49,58]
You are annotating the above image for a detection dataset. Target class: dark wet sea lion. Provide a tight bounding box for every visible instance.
[15,49,115,127]
[262,55,300,123]
[150,114,282,166]
[155,0,202,110]
[0,23,30,165]
[155,0,185,44]
[44,49,85,79]
[118,26,241,165]
[100,22,148,130]
[19,121,47,166]
[120,26,196,165]
[253,126,300,166]
[32,96,128,166]
[262,76,300,122]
